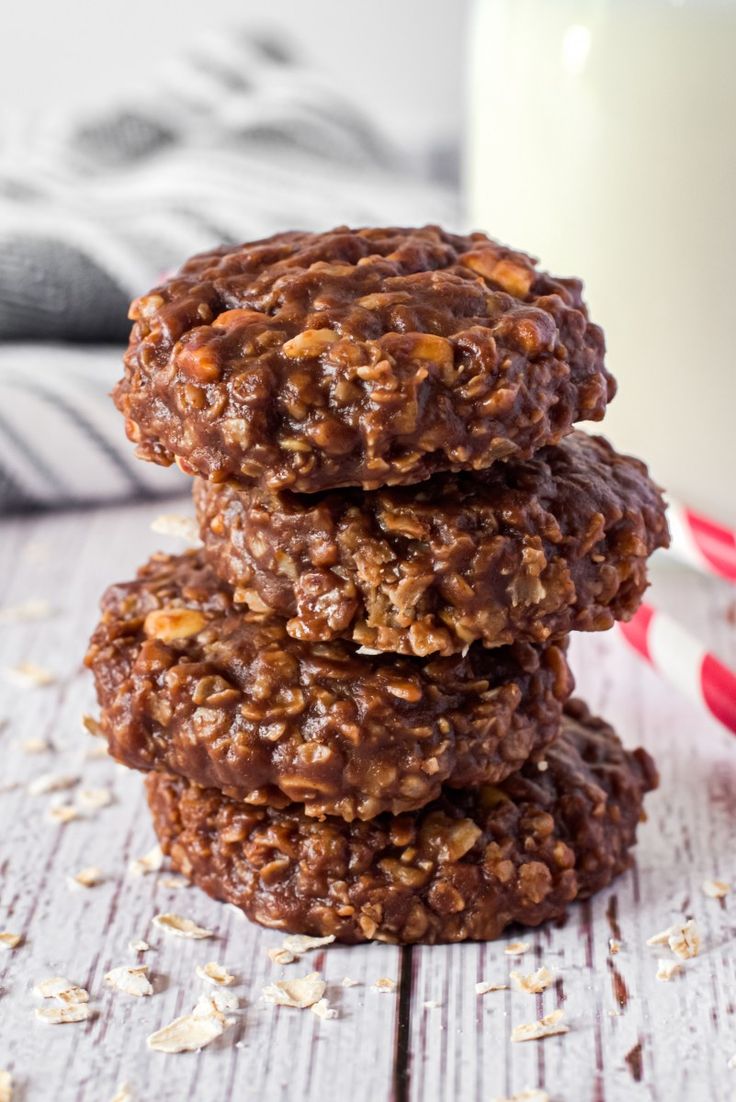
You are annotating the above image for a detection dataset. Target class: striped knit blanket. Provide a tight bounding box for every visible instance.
[0,30,456,511]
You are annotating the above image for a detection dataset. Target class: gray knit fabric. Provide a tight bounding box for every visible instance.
[0,30,457,511]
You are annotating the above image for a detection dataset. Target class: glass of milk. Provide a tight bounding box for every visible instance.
[467,0,736,524]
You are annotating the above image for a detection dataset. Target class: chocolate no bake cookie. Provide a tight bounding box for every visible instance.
[194,432,669,656]
[115,225,613,493]
[146,700,657,944]
[86,550,572,821]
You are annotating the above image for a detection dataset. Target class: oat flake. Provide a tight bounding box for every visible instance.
[268,947,295,965]
[0,1069,12,1102]
[81,714,104,738]
[656,959,683,982]
[5,662,55,688]
[77,787,113,812]
[160,875,189,890]
[647,919,700,960]
[48,804,79,824]
[33,976,88,1003]
[151,514,202,546]
[476,980,509,995]
[110,1083,134,1102]
[0,598,52,623]
[35,1003,93,1025]
[491,1091,549,1102]
[511,1009,569,1043]
[147,997,231,1053]
[505,941,531,956]
[311,998,338,1020]
[372,977,396,993]
[702,879,730,899]
[281,933,335,956]
[196,961,235,986]
[19,737,52,754]
[69,866,104,889]
[129,845,164,877]
[510,966,555,995]
[128,939,150,953]
[262,972,326,1009]
[105,964,153,997]
[28,772,78,796]
[0,932,22,951]
[152,913,213,940]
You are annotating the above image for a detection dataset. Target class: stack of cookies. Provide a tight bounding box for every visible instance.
[86,226,669,944]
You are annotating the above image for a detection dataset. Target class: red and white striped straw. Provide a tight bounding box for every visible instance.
[666,496,736,583]
[619,602,736,736]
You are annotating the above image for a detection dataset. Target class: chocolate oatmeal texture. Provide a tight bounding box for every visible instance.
[85,551,572,822]
[194,432,669,656]
[146,700,657,944]
[115,226,613,493]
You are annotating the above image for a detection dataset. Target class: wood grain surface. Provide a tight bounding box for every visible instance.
[0,497,734,1102]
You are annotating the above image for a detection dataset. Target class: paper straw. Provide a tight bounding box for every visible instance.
[666,495,736,583]
[619,602,736,736]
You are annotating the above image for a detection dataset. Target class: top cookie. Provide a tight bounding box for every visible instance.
[115,225,613,493]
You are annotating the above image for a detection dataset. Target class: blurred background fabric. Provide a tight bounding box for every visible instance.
[0,24,460,512]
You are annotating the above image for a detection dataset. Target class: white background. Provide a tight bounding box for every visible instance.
[1,0,469,166]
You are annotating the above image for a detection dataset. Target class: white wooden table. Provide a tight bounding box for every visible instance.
[1,497,735,1102]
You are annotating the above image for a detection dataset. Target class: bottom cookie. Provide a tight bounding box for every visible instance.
[146,700,657,945]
